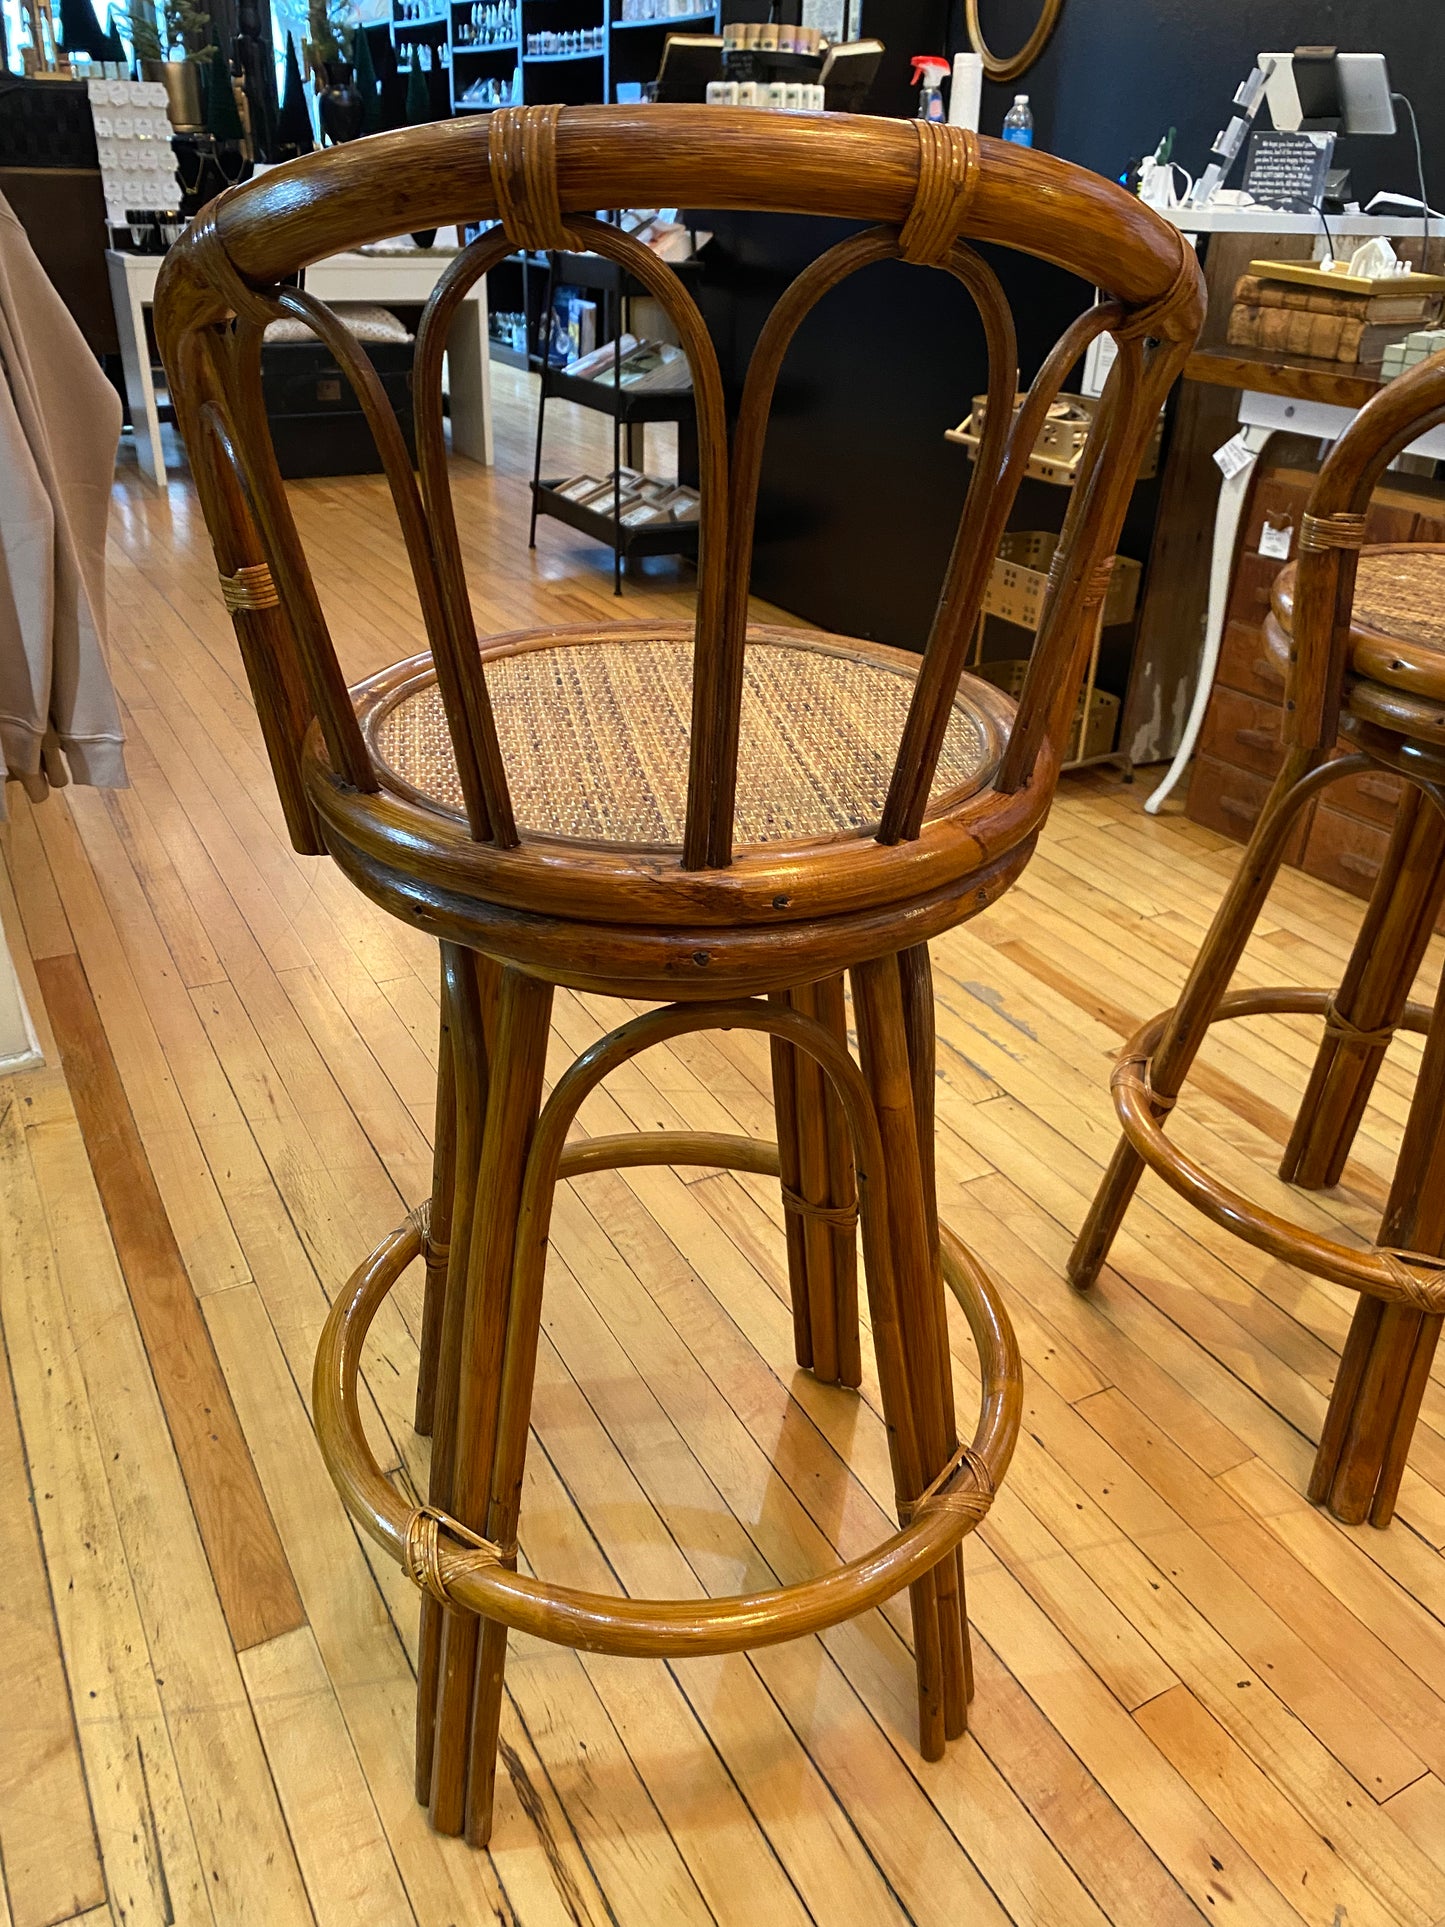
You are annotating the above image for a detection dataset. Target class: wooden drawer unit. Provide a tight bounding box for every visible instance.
[1301,805,1390,900]
[1323,762,1404,831]
[1217,618,1288,703]
[1227,548,1289,629]
[1241,468,1312,556]
[1187,754,1312,863]
[1198,683,1287,778]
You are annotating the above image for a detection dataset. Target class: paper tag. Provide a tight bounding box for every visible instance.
[1213,432,1257,482]
[1258,519,1293,561]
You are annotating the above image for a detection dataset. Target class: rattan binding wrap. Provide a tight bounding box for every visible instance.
[1299,511,1368,554]
[899,122,979,266]
[369,629,997,846]
[219,562,280,612]
[488,103,570,252]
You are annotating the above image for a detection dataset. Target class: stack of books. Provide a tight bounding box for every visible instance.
[1226,260,1445,367]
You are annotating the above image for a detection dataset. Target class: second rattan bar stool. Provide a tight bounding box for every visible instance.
[1071,349,1445,1533]
[157,104,1201,1844]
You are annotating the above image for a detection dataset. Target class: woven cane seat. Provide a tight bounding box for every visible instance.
[1272,545,1445,702]
[357,622,1008,850]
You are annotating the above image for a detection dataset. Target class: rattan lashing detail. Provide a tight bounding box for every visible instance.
[488,103,570,253]
[218,562,280,612]
[1298,510,1368,554]
[899,121,979,266]
[371,634,994,846]
[402,1502,516,1605]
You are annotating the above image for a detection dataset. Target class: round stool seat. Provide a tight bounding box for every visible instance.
[1272,544,1445,701]
[356,620,1008,850]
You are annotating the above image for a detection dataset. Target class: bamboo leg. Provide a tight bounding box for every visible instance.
[898,943,970,1731]
[1070,746,1327,1289]
[852,953,962,1755]
[427,966,553,1837]
[415,951,497,1814]
[767,996,814,1373]
[1306,1295,1382,1506]
[1371,1317,1443,1526]
[1317,953,1445,1526]
[791,980,842,1384]
[415,959,459,1437]
[813,973,862,1390]
[769,976,859,1386]
[1282,785,1445,1189]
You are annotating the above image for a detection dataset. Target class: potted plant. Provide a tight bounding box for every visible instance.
[124,0,212,130]
[308,0,363,143]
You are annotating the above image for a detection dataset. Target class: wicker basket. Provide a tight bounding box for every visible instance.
[946,391,1162,486]
[974,655,1119,764]
[984,532,1142,632]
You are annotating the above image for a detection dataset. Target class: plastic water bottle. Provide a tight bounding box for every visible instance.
[1002,94,1034,146]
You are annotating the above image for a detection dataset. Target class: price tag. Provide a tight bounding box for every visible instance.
[1259,519,1293,561]
[1213,432,1257,482]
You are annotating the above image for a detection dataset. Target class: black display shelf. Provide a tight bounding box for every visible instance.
[533,479,700,559]
[453,38,521,53]
[522,47,604,60]
[611,8,715,23]
[545,365,694,421]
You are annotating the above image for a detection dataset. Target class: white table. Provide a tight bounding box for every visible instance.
[107,246,494,485]
[1142,209,1445,815]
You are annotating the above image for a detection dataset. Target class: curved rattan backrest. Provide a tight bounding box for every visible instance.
[156,105,1202,868]
[1282,347,1445,754]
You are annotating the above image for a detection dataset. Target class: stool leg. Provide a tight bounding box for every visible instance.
[814,973,863,1390]
[769,976,861,1387]
[852,953,965,1754]
[899,942,973,1723]
[415,954,461,1437]
[1070,747,1325,1290]
[1282,784,1445,1190]
[1313,954,1445,1526]
[427,967,553,1837]
[415,951,499,1817]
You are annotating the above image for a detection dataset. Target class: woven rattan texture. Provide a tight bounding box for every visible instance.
[1354,550,1445,650]
[373,634,993,845]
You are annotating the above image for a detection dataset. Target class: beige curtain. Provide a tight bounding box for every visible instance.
[0,189,126,813]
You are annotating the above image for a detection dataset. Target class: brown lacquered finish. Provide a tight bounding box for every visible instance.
[156,106,1200,1842]
[1071,346,1445,1530]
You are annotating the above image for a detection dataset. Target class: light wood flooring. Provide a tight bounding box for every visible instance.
[3,368,1445,1927]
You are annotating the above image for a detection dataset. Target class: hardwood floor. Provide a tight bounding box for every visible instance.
[2,366,1444,1927]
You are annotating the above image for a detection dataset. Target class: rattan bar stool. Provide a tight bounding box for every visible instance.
[1071,349,1445,1531]
[157,105,1200,1845]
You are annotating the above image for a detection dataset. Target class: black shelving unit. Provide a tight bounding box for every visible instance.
[529,248,701,593]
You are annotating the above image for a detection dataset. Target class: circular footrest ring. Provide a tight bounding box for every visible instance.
[1112,986,1445,1314]
[313,1129,1021,1661]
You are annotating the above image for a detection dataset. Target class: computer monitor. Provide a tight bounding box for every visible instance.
[1260,51,1396,137]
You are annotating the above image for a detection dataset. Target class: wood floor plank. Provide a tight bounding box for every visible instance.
[34,953,303,1653]
[0,1235,105,1927]
[1,1081,217,1925]
[239,1627,417,1927]
[17,1080,315,1925]
[1133,1686,1398,1927]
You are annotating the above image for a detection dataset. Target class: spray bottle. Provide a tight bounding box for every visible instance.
[910,55,949,122]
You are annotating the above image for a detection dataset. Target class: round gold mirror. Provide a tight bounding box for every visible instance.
[965,0,1064,83]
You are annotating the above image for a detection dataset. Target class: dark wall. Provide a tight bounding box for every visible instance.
[701,0,1444,656]
[937,0,1441,206]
